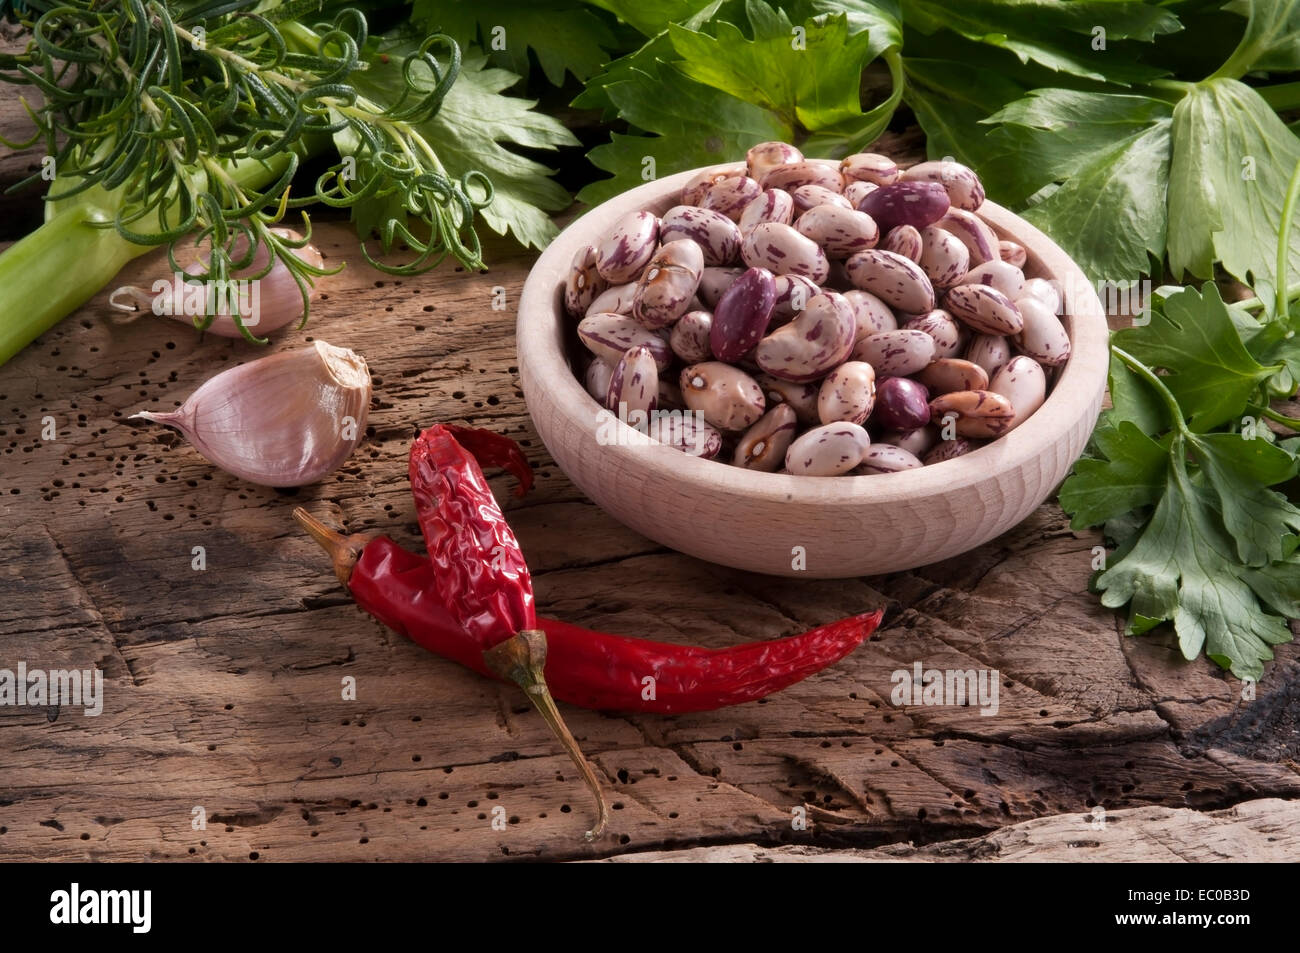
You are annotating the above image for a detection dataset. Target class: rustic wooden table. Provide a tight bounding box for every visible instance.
[1,56,1296,862]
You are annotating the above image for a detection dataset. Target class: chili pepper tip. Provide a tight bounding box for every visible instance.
[293,507,375,588]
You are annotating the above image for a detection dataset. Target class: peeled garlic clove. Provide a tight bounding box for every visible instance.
[133,341,371,487]
[109,227,324,339]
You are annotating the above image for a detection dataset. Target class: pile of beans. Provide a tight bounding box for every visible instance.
[564,141,1070,477]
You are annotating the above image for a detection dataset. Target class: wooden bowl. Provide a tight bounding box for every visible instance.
[517,163,1108,578]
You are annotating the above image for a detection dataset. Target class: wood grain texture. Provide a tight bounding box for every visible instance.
[517,163,1109,577]
[0,109,1296,861]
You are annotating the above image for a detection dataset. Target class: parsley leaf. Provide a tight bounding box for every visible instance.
[1059,421,1168,529]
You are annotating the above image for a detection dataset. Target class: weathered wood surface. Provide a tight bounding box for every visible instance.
[0,78,1297,861]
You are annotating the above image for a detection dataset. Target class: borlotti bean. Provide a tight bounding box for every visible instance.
[595,210,660,283]
[659,205,742,266]
[755,291,856,381]
[711,266,777,361]
[785,423,871,476]
[567,143,1069,475]
[670,310,714,364]
[817,361,877,425]
[565,245,607,317]
[794,205,880,258]
[733,403,798,471]
[606,346,659,416]
[632,239,705,329]
[680,361,766,431]
[741,222,830,283]
[881,224,923,262]
[845,248,936,314]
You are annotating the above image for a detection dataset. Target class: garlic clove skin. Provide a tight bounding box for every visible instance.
[134,341,371,487]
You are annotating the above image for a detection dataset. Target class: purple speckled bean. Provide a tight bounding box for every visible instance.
[564,244,608,318]
[771,274,822,324]
[794,205,880,259]
[648,412,723,459]
[937,209,997,266]
[881,224,922,263]
[733,403,798,471]
[844,289,897,341]
[918,225,970,289]
[741,221,830,283]
[754,291,856,382]
[595,210,660,283]
[856,181,950,233]
[585,281,638,317]
[605,345,660,416]
[697,266,745,308]
[871,377,932,432]
[988,355,1046,431]
[711,266,776,362]
[680,361,766,431]
[857,443,922,474]
[917,358,989,395]
[747,141,804,183]
[946,284,1025,336]
[817,361,877,425]
[669,309,713,364]
[791,184,852,215]
[738,188,795,233]
[902,309,963,359]
[760,161,845,194]
[852,328,936,378]
[756,372,821,425]
[699,175,763,222]
[965,333,1012,378]
[845,248,936,314]
[681,164,745,206]
[923,438,978,465]
[929,390,1015,438]
[1014,296,1071,366]
[999,240,1027,268]
[578,312,673,370]
[660,205,742,266]
[840,153,900,186]
[632,239,705,329]
[785,422,871,476]
[959,259,1025,301]
[901,160,985,211]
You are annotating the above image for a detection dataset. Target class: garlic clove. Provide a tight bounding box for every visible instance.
[134,340,371,487]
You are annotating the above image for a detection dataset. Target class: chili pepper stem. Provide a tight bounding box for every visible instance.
[483,630,610,842]
[292,507,375,587]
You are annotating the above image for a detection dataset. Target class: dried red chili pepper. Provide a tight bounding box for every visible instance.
[295,424,883,839]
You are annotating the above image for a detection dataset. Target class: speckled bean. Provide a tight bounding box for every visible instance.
[902,309,964,359]
[585,281,638,317]
[697,267,745,307]
[852,329,936,378]
[669,309,714,364]
[871,377,932,432]
[840,153,900,186]
[747,141,804,182]
[923,438,978,465]
[882,424,938,457]
[818,361,877,425]
[648,412,723,459]
[659,205,742,267]
[605,345,659,416]
[965,333,1013,378]
[733,403,798,471]
[760,161,845,194]
[794,205,880,259]
[1014,296,1071,366]
[858,444,922,474]
[901,160,985,211]
[918,225,971,289]
[711,266,777,361]
[699,174,763,221]
[959,259,1026,301]
[988,355,1046,431]
[565,244,608,318]
[738,188,795,233]
[756,373,820,425]
[679,361,765,431]
[754,291,856,382]
[791,184,852,215]
[681,164,745,206]
[785,423,871,476]
[584,358,614,403]
[578,312,673,370]
[917,358,989,395]
[937,209,997,265]
[1021,277,1062,314]
[741,221,830,283]
[845,248,936,314]
[632,239,705,329]
[946,284,1025,335]
[844,180,879,206]
[999,240,1027,268]
[595,210,660,283]
[771,274,821,323]
[856,181,950,233]
[844,290,897,341]
[929,390,1016,438]
[881,224,922,262]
